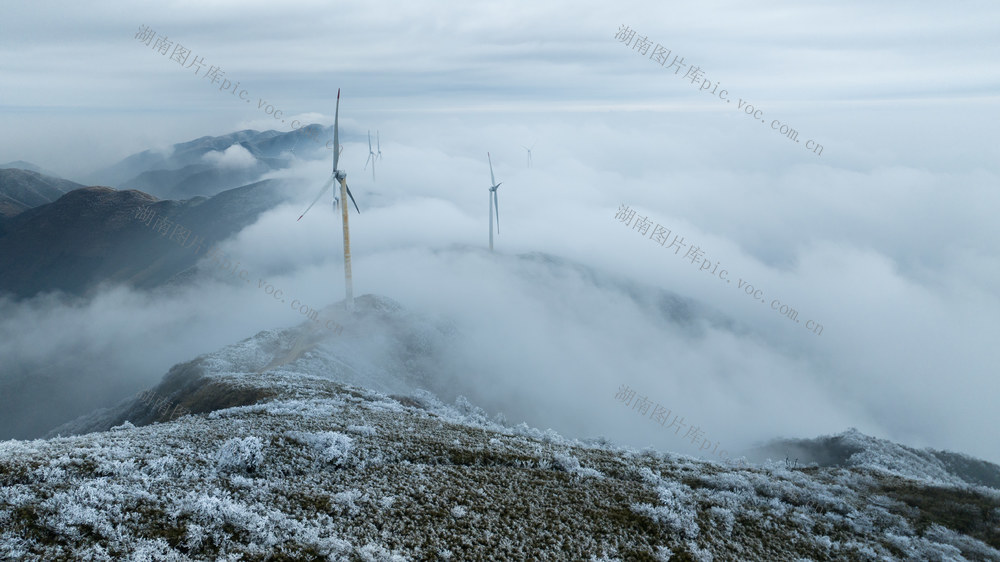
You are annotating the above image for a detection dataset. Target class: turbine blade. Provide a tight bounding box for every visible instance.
[368,130,372,152]
[333,89,341,170]
[494,191,499,234]
[344,182,361,214]
[364,153,372,170]
[488,152,496,186]
[297,176,336,221]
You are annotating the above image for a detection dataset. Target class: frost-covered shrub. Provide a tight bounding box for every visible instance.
[142,455,182,480]
[333,489,363,516]
[357,543,408,561]
[289,431,354,465]
[686,540,713,562]
[348,424,377,436]
[552,453,604,479]
[709,506,735,533]
[40,480,140,541]
[654,546,673,561]
[96,457,137,477]
[172,488,282,548]
[215,436,265,473]
[923,523,1000,560]
[812,534,833,551]
[453,395,491,425]
[451,505,466,518]
[554,453,581,472]
[635,466,663,486]
[631,480,700,539]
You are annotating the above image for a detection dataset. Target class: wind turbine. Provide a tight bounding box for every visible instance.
[297,88,360,309]
[520,143,534,168]
[376,130,382,161]
[487,152,502,252]
[364,130,376,181]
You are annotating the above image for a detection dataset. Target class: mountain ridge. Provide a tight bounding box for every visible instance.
[3,293,997,560]
[0,168,84,218]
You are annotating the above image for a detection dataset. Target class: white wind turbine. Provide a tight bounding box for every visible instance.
[487,152,502,252]
[521,143,534,168]
[364,130,376,181]
[297,88,361,309]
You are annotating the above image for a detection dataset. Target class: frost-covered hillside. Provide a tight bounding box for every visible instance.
[2,295,999,560]
[749,429,1000,492]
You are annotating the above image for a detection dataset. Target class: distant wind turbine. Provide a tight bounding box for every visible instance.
[521,143,534,168]
[376,130,383,161]
[364,130,376,181]
[487,152,502,252]
[297,88,361,309]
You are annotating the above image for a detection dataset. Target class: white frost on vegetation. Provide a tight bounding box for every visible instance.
[215,436,265,473]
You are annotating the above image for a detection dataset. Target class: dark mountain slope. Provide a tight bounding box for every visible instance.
[0,179,288,299]
[0,168,84,218]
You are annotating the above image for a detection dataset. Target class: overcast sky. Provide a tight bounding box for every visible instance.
[2,0,999,463]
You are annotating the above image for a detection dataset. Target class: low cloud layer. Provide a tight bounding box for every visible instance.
[0,0,997,464]
[203,144,257,168]
[4,105,997,467]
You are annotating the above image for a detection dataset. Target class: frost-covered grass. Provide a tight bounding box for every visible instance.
[4,315,1000,560]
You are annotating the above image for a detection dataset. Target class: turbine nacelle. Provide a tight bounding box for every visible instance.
[298,88,360,218]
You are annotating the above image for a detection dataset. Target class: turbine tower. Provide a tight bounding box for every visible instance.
[521,143,534,168]
[364,130,376,181]
[376,131,382,161]
[297,88,360,310]
[487,152,501,252]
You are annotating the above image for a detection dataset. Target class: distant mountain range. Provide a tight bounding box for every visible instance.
[0,179,289,300]
[2,123,336,208]
[0,124,354,299]
[0,159,63,178]
[0,168,83,219]
[83,124,335,200]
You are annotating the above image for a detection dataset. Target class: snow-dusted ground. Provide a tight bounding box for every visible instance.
[3,296,999,560]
